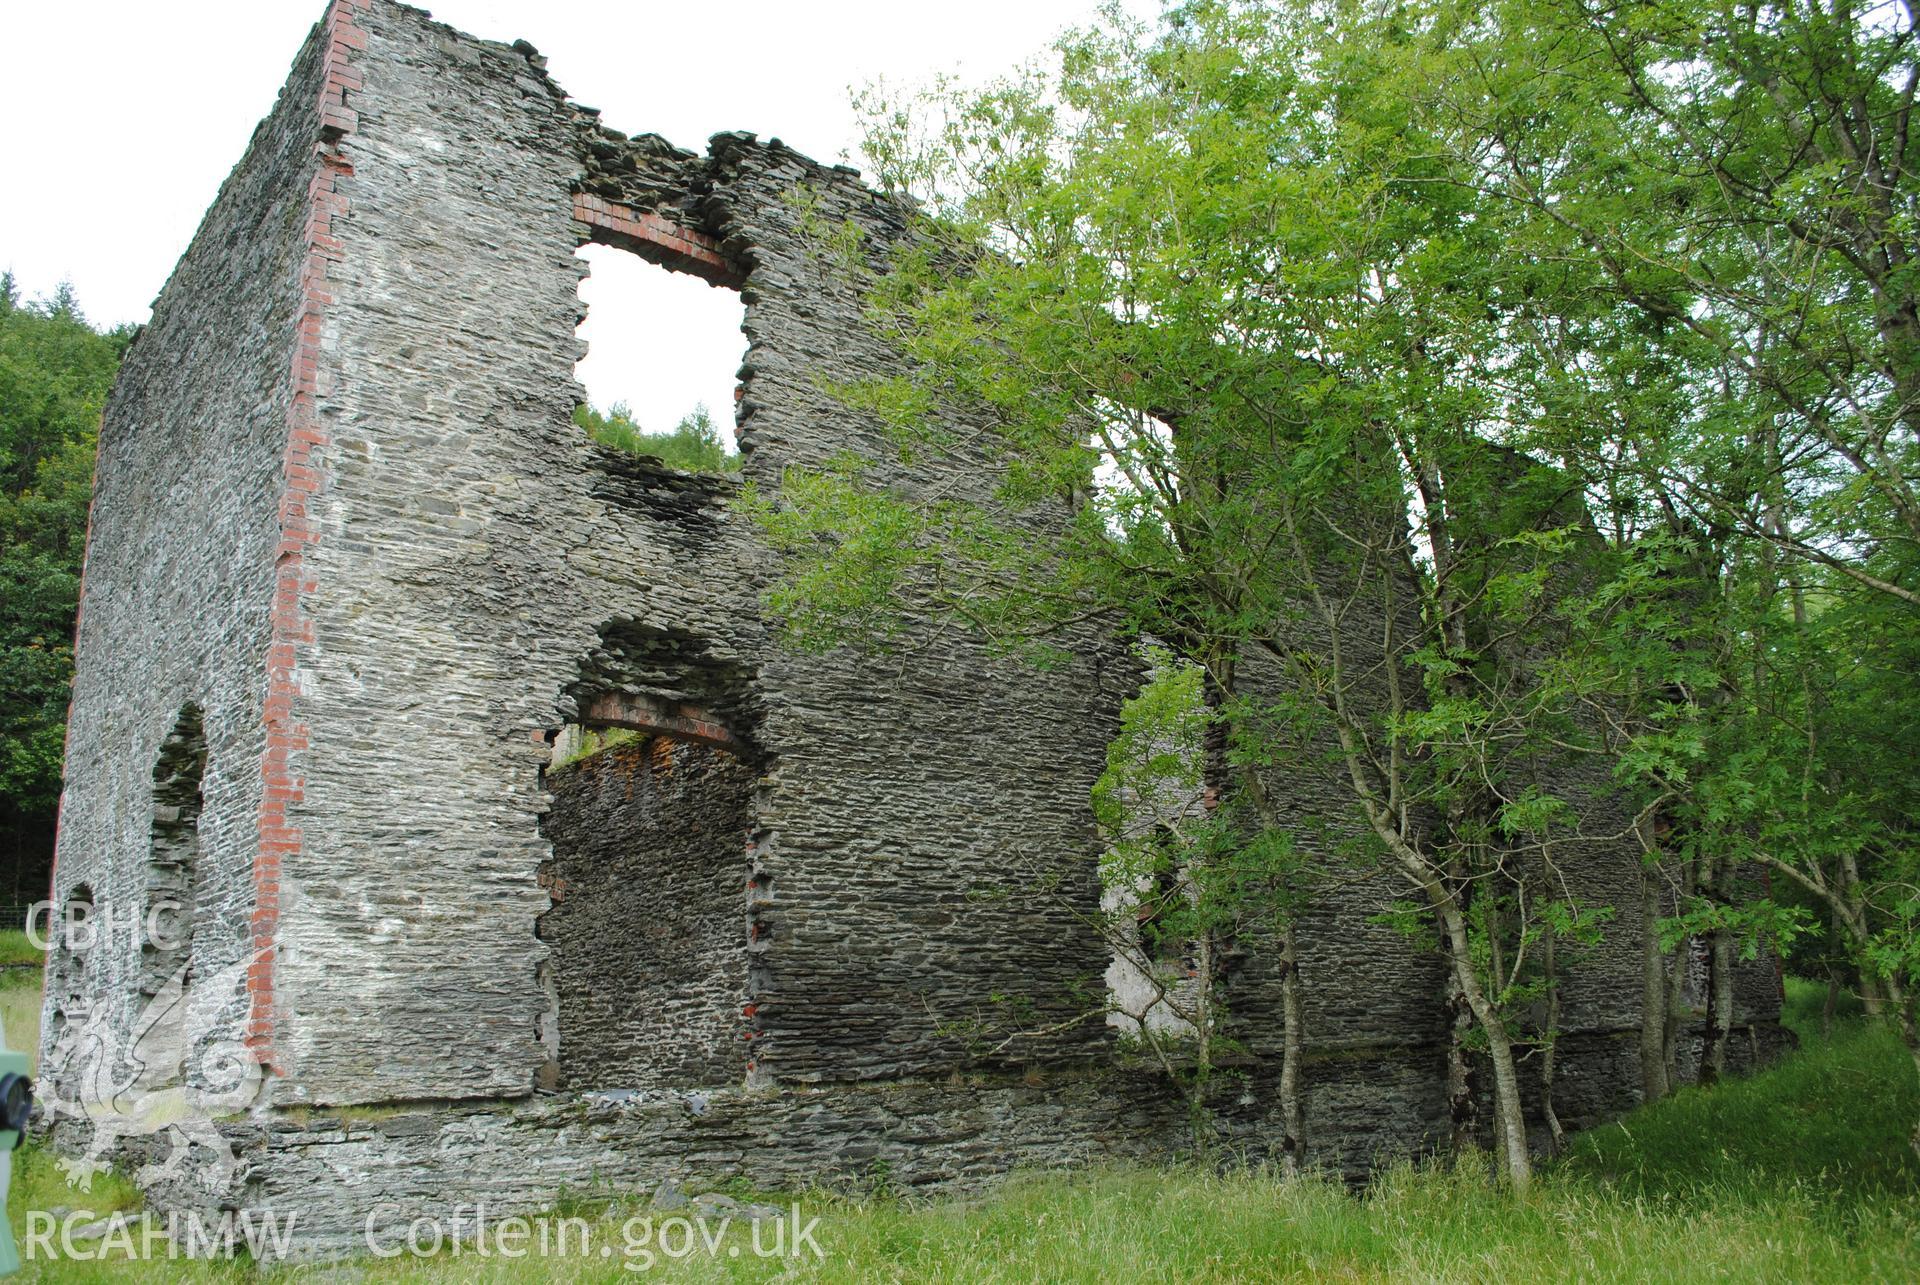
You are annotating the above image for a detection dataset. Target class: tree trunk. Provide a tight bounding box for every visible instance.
[1541,930,1567,1155]
[1476,992,1532,1190]
[1188,967,1218,1156]
[1699,857,1734,1085]
[1214,666,1307,1178]
[1436,900,1531,1190]
[1822,902,1843,1040]
[1661,859,1698,1088]
[1639,868,1672,1102]
[1665,937,1691,1084]
[1445,963,1478,1154]
[1277,924,1306,1176]
[1859,970,1889,1019]
[1702,926,1735,1085]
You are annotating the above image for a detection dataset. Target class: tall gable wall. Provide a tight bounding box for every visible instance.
[216,0,1129,1104]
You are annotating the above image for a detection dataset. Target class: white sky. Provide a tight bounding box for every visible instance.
[1,0,1151,441]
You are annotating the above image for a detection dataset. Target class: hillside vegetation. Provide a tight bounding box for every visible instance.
[0,279,127,908]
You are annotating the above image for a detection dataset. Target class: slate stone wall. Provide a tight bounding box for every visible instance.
[40,19,329,1100]
[256,0,1127,1106]
[698,131,1134,1084]
[539,739,754,1091]
[195,1076,1188,1254]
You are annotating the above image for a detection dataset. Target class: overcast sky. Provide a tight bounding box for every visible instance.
[2,0,1153,440]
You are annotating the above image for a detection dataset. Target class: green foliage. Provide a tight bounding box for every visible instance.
[573,400,738,476]
[746,458,934,653]
[1660,894,1816,964]
[1090,650,1206,837]
[0,277,124,831]
[750,454,1096,667]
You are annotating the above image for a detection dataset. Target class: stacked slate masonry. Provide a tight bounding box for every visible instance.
[40,0,1787,1252]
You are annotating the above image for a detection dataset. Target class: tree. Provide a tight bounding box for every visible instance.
[1453,0,1920,610]
[1091,651,1311,1165]
[757,1,1681,1188]
[1423,0,1920,1152]
[573,400,739,475]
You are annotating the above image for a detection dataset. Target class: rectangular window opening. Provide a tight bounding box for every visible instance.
[574,238,747,477]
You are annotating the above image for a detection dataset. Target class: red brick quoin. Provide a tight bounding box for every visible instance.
[249,0,370,1073]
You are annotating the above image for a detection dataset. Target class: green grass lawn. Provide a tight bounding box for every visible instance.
[4,972,1913,1281]
[0,931,45,968]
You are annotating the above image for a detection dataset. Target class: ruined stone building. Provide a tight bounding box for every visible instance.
[42,0,1788,1248]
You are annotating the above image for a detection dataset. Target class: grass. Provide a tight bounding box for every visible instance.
[2,973,1913,1280]
[1559,978,1919,1207]
[0,930,45,967]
